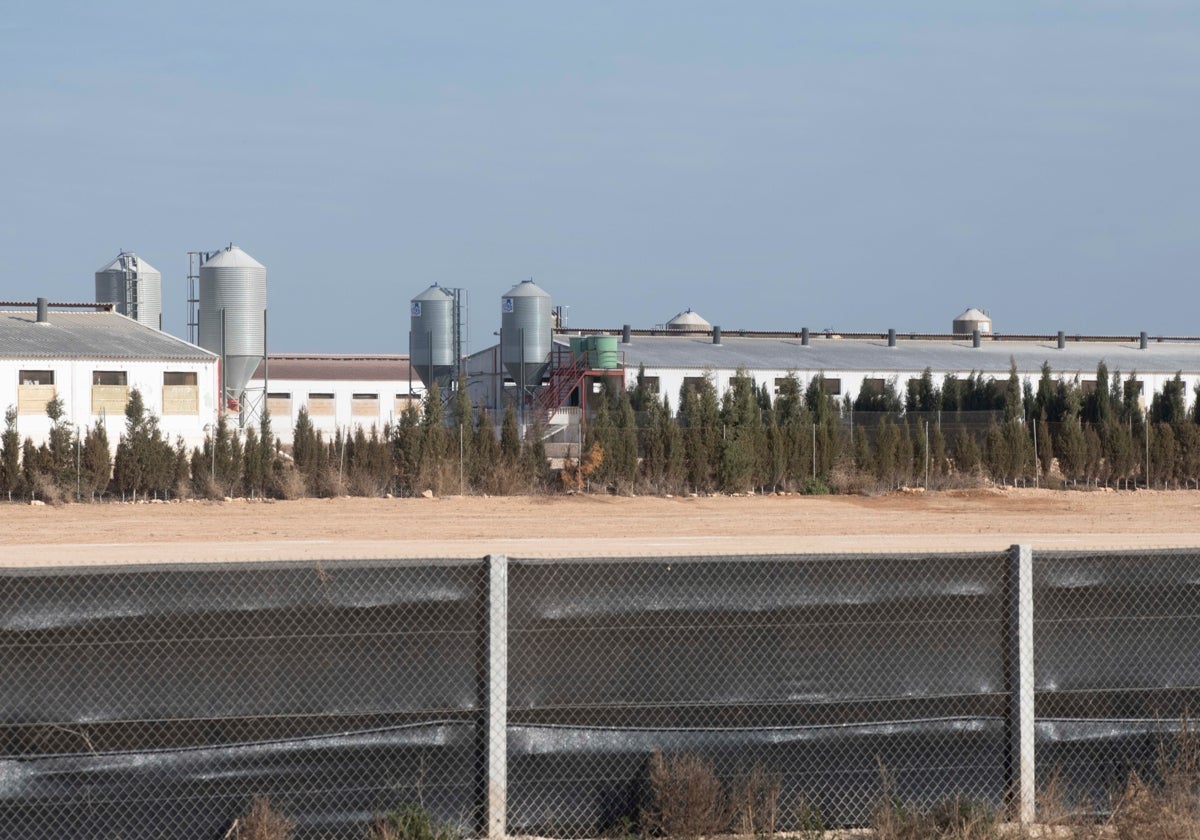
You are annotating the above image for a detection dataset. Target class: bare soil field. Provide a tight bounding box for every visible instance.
[3,488,1200,566]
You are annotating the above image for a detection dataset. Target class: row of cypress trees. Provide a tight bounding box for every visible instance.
[5,358,1200,502]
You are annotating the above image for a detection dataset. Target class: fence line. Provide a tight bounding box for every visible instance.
[1,547,1196,838]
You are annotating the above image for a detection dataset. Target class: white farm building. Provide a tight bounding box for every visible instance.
[0,301,219,450]
[246,354,423,444]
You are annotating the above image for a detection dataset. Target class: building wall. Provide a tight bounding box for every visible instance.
[0,357,219,451]
[624,365,1192,412]
[245,376,424,444]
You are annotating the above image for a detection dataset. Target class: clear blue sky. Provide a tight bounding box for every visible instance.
[2,2,1197,351]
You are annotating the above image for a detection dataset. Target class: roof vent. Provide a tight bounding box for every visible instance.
[1140,331,1148,350]
[887,328,896,348]
[712,325,722,345]
[801,327,809,346]
[622,324,631,344]
[972,329,981,348]
[36,297,48,324]
[1057,331,1065,350]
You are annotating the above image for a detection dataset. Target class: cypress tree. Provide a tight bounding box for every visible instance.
[1,407,21,501]
[874,419,899,487]
[952,428,980,478]
[80,421,111,500]
[500,403,522,464]
[660,394,685,494]
[930,422,948,477]
[391,403,423,496]
[612,389,639,492]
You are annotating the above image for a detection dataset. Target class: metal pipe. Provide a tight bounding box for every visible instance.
[713,326,721,345]
[888,328,896,347]
[972,329,981,348]
[801,327,809,346]
[1057,331,1065,349]
[36,298,48,323]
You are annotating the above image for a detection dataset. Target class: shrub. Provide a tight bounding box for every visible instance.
[641,751,728,839]
[231,796,294,840]
[365,803,460,840]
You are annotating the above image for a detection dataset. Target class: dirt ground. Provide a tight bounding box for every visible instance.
[3,488,1200,566]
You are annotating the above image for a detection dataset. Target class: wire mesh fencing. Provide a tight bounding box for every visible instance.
[1,548,1199,838]
[505,553,1015,836]
[1033,549,1200,807]
[0,559,488,840]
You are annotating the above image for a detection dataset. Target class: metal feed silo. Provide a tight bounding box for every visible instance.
[953,308,992,335]
[198,244,267,399]
[410,284,457,392]
[95,252,163,329]
[500,280,552,392]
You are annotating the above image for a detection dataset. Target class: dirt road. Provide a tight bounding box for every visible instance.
[3,488,1200,566]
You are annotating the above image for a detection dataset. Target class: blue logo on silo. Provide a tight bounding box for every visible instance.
[411,302,422,317]
[502,298,514,313]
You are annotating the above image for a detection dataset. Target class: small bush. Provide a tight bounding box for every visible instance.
[799,476,830,496]
[365,803,460,840]
[641,751,728,839]
[731,764,781,836]
[231,796,294,840]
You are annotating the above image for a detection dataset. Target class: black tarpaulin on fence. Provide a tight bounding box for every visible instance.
[1034,550,1200,801]
[505,554,1012,834]
[0,559,484,840]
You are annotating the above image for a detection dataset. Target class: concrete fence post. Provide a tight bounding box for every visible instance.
[1008,544,1036,823]
[486,554,509,839]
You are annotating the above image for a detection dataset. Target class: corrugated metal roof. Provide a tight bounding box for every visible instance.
[0,310,215,361]
[251,354,413,381]
[616,334,1200,376]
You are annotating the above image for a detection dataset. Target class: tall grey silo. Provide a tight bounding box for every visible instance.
[95,252,163,329]
[198,244,267,402]
[410,284,457,393]
[500,280,552,395]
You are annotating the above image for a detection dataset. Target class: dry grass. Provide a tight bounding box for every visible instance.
[228,796,294,840]
[642,752,730,839]
[731,765,782,836]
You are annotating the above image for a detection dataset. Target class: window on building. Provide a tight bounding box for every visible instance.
[822,378,842,396]
[1081,379,1098,395]
[308,393,336,416]
[92,371,127,386]
[640,376,660,393]
[267,392,293,418]
[17,370,56,415]
[351,393,380,417]
[394,395,418,415]
[19,370,53,386]
[681,376,708,395]
[861,377,886,394]
[91,370,129,415]
[163,371,199,415]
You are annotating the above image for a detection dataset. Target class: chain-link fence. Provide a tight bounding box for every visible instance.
[1,549,1197,837]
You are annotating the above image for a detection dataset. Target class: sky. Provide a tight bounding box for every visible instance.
[2,2,1198,353]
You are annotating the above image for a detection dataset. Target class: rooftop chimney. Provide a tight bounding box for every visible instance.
[712,325,722,345]
[36,298,48,324]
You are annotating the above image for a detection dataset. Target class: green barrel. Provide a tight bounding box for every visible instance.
[593,335,620,369]
[569,336,586,362]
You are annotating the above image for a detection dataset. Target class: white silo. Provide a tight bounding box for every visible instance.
[665,308,711,332]
[500,280,552,395]
[953,308,993,335]
[95,252,163,329]
[410,284,458,393]
[198,244,267,407]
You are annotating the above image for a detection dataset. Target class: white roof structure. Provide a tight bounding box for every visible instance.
[665,308,711,331]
